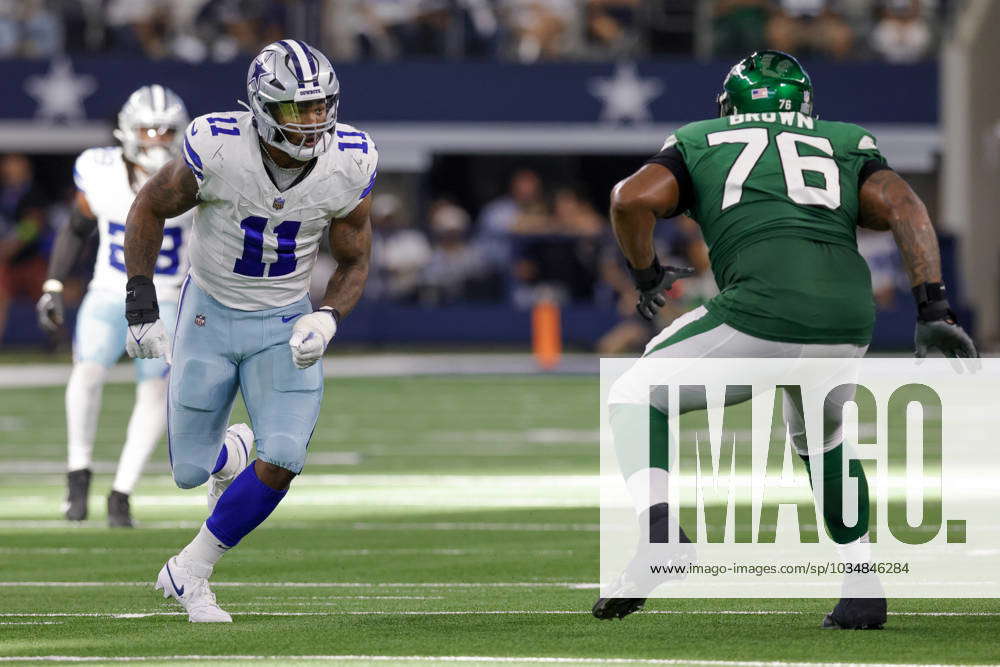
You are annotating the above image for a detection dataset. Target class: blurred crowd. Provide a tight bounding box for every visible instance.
[0,0,946,63]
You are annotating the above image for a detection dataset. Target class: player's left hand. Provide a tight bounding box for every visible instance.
[915,315,981,372]
[630,258,695,321]
[289,310,338,369]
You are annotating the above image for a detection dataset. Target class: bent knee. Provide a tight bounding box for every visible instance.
[257,435,306,475]
[172,463,210,489]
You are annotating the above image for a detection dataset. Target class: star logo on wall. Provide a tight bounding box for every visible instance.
[588,62,664,124]
[24,58,97,122]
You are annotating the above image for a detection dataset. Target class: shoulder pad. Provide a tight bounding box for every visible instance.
[332,124,379,200]
[73,147,119,193]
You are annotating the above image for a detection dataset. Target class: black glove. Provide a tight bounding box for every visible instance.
[913,282,980,369]
[36,279,65,333]
[125,275,159,326]
[628,256,695,321]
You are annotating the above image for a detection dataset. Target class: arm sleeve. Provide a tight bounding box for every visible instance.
[645,140,695,217]
[47,205,97,282]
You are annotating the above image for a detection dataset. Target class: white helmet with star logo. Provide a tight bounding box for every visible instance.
[113,84,189,178]
[244,39,340,161]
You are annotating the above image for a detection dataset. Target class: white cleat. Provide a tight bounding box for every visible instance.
[208,423,254,512]
[154,556,232,623]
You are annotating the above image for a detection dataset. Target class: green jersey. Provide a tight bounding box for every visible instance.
[651,111,889,345]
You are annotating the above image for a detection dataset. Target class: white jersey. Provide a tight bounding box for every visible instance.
[181,112,378,310]
[73,147,192,301]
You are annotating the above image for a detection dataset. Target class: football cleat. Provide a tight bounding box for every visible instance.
[154,556,232,623]
[207,423,253,512]
[64,468,92,521]
[593,503,695,620]
[107,490,133,528]
[822,597,887,630]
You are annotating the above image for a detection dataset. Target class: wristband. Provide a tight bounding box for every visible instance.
[318,306,342,328]
[125,275,160,325]
[627,256,665,292]
[42,279,64,294]
[912,282,951,322]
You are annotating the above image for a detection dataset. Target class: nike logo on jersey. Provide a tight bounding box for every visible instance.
[281,313,302,323]
[165,561,185,596]
[190,126,198,135]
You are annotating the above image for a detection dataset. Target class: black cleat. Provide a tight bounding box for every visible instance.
[593,594,646,620]
[593,503,694,621]
[107,490,133,528]
[64,468,92,521]
[822,597,887,629]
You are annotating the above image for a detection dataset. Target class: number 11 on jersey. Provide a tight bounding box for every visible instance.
[233,216,301,278]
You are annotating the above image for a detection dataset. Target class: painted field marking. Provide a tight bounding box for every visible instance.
[0,582,598,589]
[2,610,1000,618]
[0,655,991,667]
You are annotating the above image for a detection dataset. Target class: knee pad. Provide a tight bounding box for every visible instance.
[256,434,305,475]
[172,463,210,489]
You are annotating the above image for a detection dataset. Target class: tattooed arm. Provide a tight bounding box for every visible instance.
[124,158,199,278]
[287,195,372,370]
[321,193,372,317]
[858,169,941,286]
[859,169,979,364]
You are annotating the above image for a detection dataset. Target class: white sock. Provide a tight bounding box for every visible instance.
[178,523,230,577]
[112,377,167,495]
[215,428,244,480]
[625,467,669,516]
[836,532,872,566]
[66,362,107,471]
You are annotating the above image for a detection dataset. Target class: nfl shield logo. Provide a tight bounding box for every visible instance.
[272,197,285,210]
[751,87,769,100]
[194,314,206,327]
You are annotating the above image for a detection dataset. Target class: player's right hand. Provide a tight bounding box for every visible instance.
[36,279,65,333]
[126,319,170,360]
[125,275,170,360]
[632,261,695,321]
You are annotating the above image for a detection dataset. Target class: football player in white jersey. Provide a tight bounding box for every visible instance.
[122,40,377,622]
[37,85,193,528]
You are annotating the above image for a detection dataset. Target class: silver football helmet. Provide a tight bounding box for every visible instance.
[113,84,189,177]
[245,39,340,161]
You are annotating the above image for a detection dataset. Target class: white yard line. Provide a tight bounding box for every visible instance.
[0,354,598,388]
[0,520,599,532]
[0,656,990,667]
[2,610,998,618]
[0,581,597,589]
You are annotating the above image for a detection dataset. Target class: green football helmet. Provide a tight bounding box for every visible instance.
[716,50,814,117]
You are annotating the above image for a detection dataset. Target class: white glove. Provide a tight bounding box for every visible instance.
[126,319,171,361]
[36,280,65,333]
[288,310,337,369]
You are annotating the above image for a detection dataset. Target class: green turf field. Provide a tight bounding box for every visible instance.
[1,373,998,666]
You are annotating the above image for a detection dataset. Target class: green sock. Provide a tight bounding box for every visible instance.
[800,443,870,544]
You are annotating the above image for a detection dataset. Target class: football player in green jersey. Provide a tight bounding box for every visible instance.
[594,51,979,629]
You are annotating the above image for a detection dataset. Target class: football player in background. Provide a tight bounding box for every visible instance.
[596,51,978,629]
[123,40,377,622]
[37,85,192,528]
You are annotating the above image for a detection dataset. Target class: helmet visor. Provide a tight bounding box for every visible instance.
[266,96,338,148]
